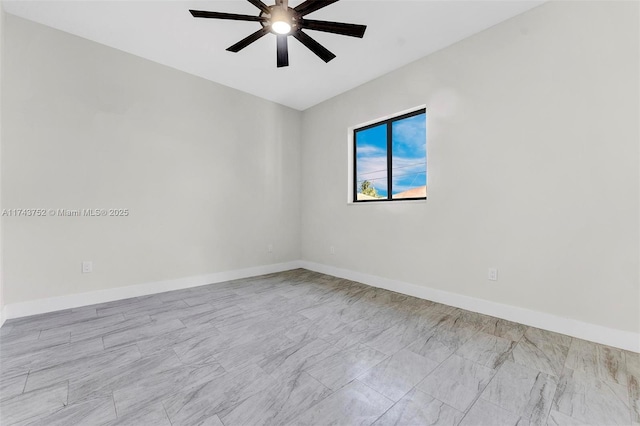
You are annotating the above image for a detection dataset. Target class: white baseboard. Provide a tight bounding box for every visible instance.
[299,261,640,353]
[3,261,302,321]
[2,259,638,353]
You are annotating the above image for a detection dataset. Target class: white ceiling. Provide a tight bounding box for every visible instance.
[3,0,544,110]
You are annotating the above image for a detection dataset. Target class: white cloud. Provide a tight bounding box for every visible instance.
[356,155,388,191]
[357,155,426,194]
[393,116,426,157]
[356,145,385,157]
[392,156,426,193]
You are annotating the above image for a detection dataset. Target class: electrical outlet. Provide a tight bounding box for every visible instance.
[267,244,273,253]
[330,246,335,255]
[488,268,498,281]
[82,261,93,274]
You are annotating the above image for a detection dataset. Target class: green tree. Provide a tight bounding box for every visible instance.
[360,180,381,198]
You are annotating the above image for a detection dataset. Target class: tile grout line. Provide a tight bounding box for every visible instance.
[627,352,639,425]
[21,369,31,394]
[111,391,119,418]
[161,400,173,425]
[367,382,413,425]
[456,329,527,425]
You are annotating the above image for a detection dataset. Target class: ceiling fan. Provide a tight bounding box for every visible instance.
[189,0,367,68]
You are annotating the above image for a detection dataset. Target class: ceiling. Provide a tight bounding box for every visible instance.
[3,0,545,110]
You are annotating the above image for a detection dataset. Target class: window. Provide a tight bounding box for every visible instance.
[354,108,426,202]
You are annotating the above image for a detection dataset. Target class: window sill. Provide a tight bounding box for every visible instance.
[348,198,427,205]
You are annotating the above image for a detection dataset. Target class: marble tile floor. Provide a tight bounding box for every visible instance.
[0,269,637,425]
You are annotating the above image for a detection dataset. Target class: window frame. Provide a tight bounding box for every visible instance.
[352,108,427,203]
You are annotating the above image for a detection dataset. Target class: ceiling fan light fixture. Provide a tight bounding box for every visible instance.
[271,20,292,35]
[270,7,293,35]
[190,0,368,67]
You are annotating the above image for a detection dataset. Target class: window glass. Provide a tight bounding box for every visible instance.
[392,113,427,199]
[355,124,387,200]
[353,109,426,202]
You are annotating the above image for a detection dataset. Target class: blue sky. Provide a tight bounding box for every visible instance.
[356,113,426,197]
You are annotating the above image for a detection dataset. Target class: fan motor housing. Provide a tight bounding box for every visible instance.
[260,6,299,34]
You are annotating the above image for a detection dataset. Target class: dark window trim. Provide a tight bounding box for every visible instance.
[353,108,427,203]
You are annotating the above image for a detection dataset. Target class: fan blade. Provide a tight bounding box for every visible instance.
[246,0,270,14]
[293,30,336,63]
[277,35,289,68]
[294,0,340,17]
[227,27,270,53]
[189,10,266,22]
[300,19,366,38]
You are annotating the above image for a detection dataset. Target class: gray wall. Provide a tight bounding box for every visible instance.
[2,15,301,304]
[0,5,4,319]
[300,1,640,333]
